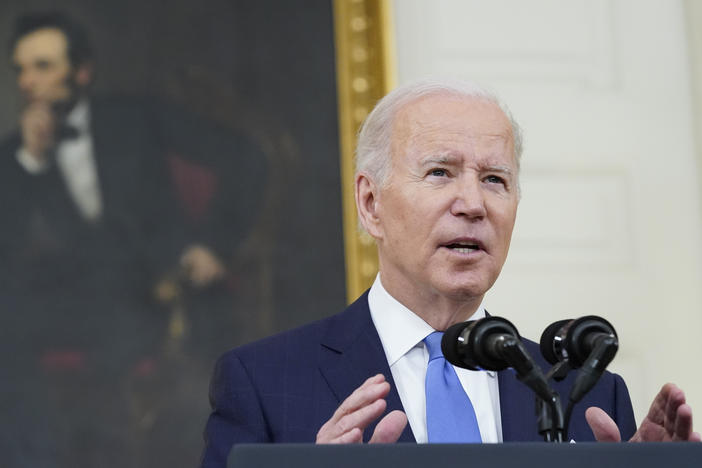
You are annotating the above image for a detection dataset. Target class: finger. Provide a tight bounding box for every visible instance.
[335,396,388,437]
[673,404,694,441]
[317,398,386,443]
[586,406,621,442]
[690,432,702,442]
[646,383,673,426]
[189,264,211,286]
[195,262,225,285]
[369,410,408,444]
[23,115,50,138]
[21,106,55,154]
[23,104,53,127]
[663,384,686,436]
[26,100,52,113]
[329,427,363,444]
[330,374,388,423]
[316,375,389,443]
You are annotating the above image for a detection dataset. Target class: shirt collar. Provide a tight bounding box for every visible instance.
[368,274,487,366]
[65,98,91,134]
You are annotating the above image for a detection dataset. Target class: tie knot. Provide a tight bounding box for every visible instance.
[424,331,444,361]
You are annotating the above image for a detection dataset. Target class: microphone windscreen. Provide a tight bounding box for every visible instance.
[539,319,571,364]
[441,321,470,368]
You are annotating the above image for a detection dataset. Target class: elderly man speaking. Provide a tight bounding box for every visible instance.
[200,79,699,467]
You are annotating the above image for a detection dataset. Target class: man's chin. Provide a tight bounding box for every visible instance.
[435,279,492,303]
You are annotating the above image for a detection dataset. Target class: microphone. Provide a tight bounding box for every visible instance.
[539,315,618,368]
[539,319,572,368]
[442,317,553,402]
[442,316,517,371]
[443,317,565,441]
[539,316,619,403]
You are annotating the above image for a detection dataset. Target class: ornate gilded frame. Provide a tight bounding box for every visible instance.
[333,0,396,302]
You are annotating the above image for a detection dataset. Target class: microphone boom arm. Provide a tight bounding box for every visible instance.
[494,335,565,442]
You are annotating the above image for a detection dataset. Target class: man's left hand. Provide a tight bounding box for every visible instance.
[180,244,226,287]
[586,383,701,442]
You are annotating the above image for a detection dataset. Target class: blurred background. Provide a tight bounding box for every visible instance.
[2,0,702,467]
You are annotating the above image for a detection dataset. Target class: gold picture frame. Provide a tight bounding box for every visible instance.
[333,0,396,302]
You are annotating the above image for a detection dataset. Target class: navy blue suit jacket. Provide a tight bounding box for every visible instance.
[201,292,636,467]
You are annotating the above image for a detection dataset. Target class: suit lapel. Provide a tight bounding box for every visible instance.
[318,292,415,443]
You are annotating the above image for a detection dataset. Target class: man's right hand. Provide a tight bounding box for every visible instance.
[316,374,408,444]
[586,383,701,442]
[21,101,56,164]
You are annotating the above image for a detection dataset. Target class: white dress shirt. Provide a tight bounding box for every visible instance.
[368,275,503,443]
[16,99,103,222]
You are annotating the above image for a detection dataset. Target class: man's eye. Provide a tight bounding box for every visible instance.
[429,168,447,177]
[485,175,505,185]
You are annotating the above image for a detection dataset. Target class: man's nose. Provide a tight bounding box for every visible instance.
[449,177,487,219]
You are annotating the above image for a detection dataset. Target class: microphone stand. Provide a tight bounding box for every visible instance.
[536,393,565,442]
[497,336,566,442]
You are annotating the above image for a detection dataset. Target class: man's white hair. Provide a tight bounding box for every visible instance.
[355,78,523,187]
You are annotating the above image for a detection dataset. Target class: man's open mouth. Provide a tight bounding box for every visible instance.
[443,241,483,254]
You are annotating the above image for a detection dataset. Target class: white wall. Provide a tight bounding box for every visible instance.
[394,0,702,425]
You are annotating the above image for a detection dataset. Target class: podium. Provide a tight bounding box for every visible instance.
[229,442,702,468]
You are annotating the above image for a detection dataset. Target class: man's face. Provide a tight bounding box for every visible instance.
[12,27,76,105]
[371,94,519,307]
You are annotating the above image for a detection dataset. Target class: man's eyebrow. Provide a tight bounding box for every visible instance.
[485,165,513,174]
[484,165,515,177]
[419,154,459,166]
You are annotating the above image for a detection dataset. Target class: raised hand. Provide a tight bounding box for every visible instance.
[586,383,701,442]
[316,374,407,444]
[180,244,226,287]
[21,101,56,163]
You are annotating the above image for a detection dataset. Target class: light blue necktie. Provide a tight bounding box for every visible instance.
[424,331,482,443]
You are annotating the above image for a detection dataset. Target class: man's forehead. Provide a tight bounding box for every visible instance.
[391,94,515,155]
[13,27,69,62]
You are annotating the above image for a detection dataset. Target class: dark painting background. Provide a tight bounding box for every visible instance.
[0,1,345,466]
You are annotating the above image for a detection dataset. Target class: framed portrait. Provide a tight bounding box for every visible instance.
[0,0,392,466]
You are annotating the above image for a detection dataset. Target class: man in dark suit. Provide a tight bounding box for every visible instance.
[200,78,699,467]
[0,11,264,467]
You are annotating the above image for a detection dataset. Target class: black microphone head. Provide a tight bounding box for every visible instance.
[442,321,475,369]
[566,315,617,367]
[540,316,617,368]
[539,319,572,365]
[442,317,520,371]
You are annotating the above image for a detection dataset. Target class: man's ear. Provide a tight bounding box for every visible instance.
[74,63,93,87]
[355,172,383,239]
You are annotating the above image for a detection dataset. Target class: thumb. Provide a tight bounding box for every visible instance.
[586,407,622,442]
[369,410,407,443]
